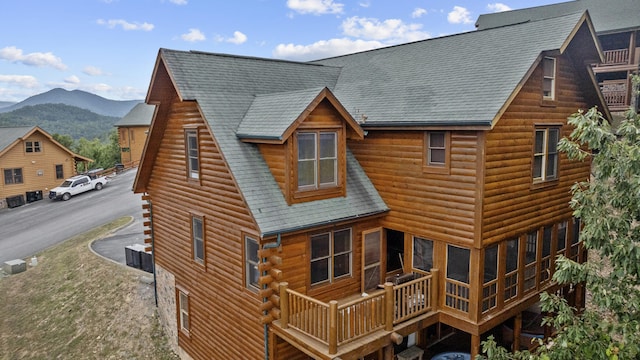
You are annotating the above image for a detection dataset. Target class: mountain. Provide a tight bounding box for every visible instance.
[0,101,16,109]
[0,103,120,140]
[0,88,141,117]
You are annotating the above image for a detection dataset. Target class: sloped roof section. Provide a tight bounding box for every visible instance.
[157,50,388,237]
[115,103,154,127]
[313,12,595,128]
[0,126,35,154]
[476,0,640,35]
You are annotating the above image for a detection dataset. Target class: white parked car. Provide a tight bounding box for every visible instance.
[48,170,109,201]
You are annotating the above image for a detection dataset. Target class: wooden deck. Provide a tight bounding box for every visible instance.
[272,271,439,359]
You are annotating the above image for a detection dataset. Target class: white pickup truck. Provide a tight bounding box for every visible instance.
[48,171,109,201]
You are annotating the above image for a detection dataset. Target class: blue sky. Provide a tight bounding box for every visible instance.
[0,0,562,102]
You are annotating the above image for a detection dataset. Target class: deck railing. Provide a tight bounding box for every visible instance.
[603,48,629,65]
[279,269,438,355]
[600,80,629,109]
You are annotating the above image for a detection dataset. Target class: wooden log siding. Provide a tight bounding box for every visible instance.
[349,131,479,246]
[146,101,266,360]
[482,54,592,245]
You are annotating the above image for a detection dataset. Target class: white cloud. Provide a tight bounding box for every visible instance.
[181,28,206,42]
[97,19,154,31]
[83,66,105,76]
[447,6,473,24]
[341,16,430,42]
[412,8,427,18]
[170,0,187,4]
[0,74,39,88]
[359,1,370,8]
[0,46,67,70]
[227,31,247,45]
[273,38,384,61]
[487,3,512,12]
[287,0,344,15]
[64,75,81,85]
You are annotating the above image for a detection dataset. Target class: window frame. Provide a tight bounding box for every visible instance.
[412,236,434,273]
[482,244,499,313]
[533,126,560,184]
[296,130,338,191]
[3,168,23,185]
[523,230,538,293]
[244,235,260,292]
[504,238,519,303]
[177,287,190,336]
[191,215,205,266]
[423,131,451,174]
[542,56,556,101]
[25,140,41,153]
[55,164,64,179]
[310,228,353,287]
[185,128,200,182]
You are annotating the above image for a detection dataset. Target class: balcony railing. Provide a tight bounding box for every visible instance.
[278,270,438,355]
[602,48,629,66]
[600,80,629,110]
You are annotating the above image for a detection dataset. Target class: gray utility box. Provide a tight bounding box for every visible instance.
[3,259,27,275]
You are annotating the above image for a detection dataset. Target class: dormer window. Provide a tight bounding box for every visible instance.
[297,131,337,191]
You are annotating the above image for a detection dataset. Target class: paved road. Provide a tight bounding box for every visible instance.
[0,169,144,264]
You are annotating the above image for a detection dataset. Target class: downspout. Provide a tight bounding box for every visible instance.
[262,233,281,360]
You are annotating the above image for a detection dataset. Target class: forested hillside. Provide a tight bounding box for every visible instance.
[0,103,119,140]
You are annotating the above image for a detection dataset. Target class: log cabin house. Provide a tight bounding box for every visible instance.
[115,103,155,167]
[0,126,91,208]
[133,11,610,360]
[476,0,640,114]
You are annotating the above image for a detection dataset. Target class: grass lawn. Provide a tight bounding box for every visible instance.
[0,217,178,360]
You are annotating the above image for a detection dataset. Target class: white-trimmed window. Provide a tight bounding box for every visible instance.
[177,289,190,334]
[191,216,205,265]
[245,236,260,291]
[542,57,556,100]
[25,141,41,153]
[185,129,200,180]
[310,228,352,285]
[533,127,559,182]
[297,131,337,191]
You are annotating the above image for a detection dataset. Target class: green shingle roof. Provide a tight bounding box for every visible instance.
[115,103,154,127]
[476,0,640,35]
[313,11,591,127]
[0,126,34,153]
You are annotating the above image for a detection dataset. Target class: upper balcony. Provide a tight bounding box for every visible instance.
[271,270,439,359]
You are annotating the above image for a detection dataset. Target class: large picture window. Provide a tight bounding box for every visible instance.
[185,129,200,180]
[310,228,352,285]
[297,131,337,191]
[533,127,559,182]
[4,168,23,185]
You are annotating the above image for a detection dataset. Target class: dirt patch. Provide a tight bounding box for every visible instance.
[0,218,178,360]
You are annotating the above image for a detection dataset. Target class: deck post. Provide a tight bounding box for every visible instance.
[279,282,289,329]
[471,334,480,359]
[384,282,394,331]
[513,312,522,352]
[430,268,439,310]
[329,300,338,355]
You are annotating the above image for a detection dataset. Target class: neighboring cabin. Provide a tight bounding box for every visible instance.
[114,103,154,166]
[0,126,92,208]
[476,0,640,114]
[134,12,608,360]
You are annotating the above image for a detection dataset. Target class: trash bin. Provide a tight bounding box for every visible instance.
[114,163,124,173]
[6,195,25,208]
[25,190,43,203]
[140,250,153,273]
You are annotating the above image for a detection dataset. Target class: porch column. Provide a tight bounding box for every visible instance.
[513,312,522,352]
[383,344,394,360]
[471,334,480,359]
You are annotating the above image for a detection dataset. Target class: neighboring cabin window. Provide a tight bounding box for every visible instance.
[424,131,450,172]
[25,141,41,153]
[533,127,559,182]
[4,168,23,185]
[55,164,64,179]
[297,131,337,191]
[310,228,352,286]
[245,236,260,291]
[177,289,190,335]
[542,57,556,100]
[412,236,433,272]
[191,216,205,265]
[185,129,200,180]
